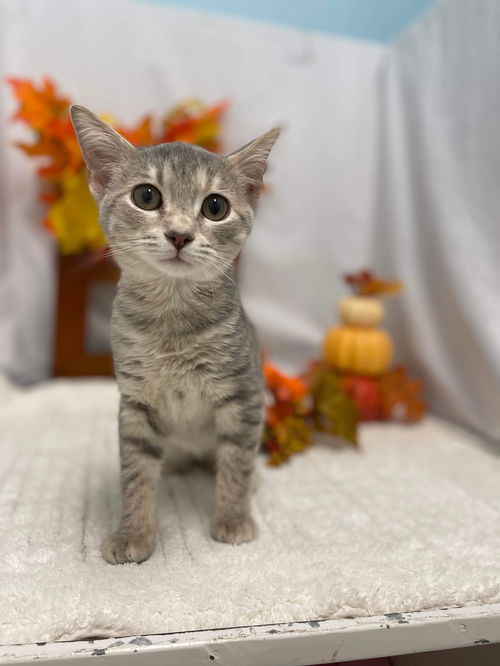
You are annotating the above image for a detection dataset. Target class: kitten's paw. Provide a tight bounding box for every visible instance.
[210,515,258,544]
[101,531,155,564]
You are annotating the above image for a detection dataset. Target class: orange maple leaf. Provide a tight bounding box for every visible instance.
[116,115,154,146]
[8,77,70,133]
[9,78,83,187]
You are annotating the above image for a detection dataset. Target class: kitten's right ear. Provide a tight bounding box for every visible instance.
[70,104,133,198]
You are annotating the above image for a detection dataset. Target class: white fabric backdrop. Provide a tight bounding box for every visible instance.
[373,0,500,441]
[1,0,499,444]
[0,0,383,384]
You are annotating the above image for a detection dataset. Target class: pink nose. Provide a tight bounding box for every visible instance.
[165,233,193,250]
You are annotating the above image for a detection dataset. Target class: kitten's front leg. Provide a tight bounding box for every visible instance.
[102,396,164,564]
[211,400,263,544]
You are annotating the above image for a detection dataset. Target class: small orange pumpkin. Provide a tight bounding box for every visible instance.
[324,324,393,376]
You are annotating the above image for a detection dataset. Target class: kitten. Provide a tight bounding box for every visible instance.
[70,105,279,564]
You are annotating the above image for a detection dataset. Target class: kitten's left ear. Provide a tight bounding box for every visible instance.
[70,104,134,199]
[228,127,280,188]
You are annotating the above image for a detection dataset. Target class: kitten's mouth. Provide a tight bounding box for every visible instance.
[159,253,194,269]
[168,254,188,263]
[145,249,198,277]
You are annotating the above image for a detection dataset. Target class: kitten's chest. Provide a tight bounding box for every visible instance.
[112,293,238,422]
[165,379,212,426]
[137,351,217,456]
[137,340,214,424]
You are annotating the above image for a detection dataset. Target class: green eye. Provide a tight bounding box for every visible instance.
[132,184,162,210]
[201,194,230,221]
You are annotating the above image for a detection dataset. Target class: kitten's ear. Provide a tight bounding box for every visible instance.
[70,104,133,198]
[228,127,280,187]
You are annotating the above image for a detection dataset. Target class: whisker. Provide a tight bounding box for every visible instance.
[103,248,141,258]
[200,264,216,299]
[203,256,237,287]
[202,253,236,276]
[103,240,159,259]
[200,246,236,266]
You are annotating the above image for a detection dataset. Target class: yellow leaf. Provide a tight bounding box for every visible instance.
[47,171,105,254]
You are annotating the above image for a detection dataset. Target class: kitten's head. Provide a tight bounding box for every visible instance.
[70,105,279,280]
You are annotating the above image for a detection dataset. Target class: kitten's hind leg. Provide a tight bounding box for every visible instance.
[101,396,163,564]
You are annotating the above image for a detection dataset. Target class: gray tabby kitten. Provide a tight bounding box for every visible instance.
[70,105,279,564]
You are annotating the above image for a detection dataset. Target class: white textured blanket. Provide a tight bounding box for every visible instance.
[1,379,499,645]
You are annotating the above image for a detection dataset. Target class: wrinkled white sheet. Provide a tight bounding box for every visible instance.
[373,0,500,440]
[1,0,499,444]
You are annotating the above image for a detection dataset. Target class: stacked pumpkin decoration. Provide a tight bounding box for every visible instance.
[324,270,426,423]
[324,271,399,377]
[261,270,426,464]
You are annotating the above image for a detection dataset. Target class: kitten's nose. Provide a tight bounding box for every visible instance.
[165,232,193,250]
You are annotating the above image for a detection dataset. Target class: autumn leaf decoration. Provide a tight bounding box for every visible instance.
[9,78,83,196]
[263,362,314,465]
[8,77,229,255]
[344,269,402,297]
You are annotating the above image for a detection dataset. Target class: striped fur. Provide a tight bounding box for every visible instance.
[71,105,279,563]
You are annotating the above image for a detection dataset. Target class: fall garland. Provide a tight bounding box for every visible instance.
[8,77,228,255]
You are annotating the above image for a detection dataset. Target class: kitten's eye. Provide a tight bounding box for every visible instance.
[132,184,162,210]
[201,194,230,221]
